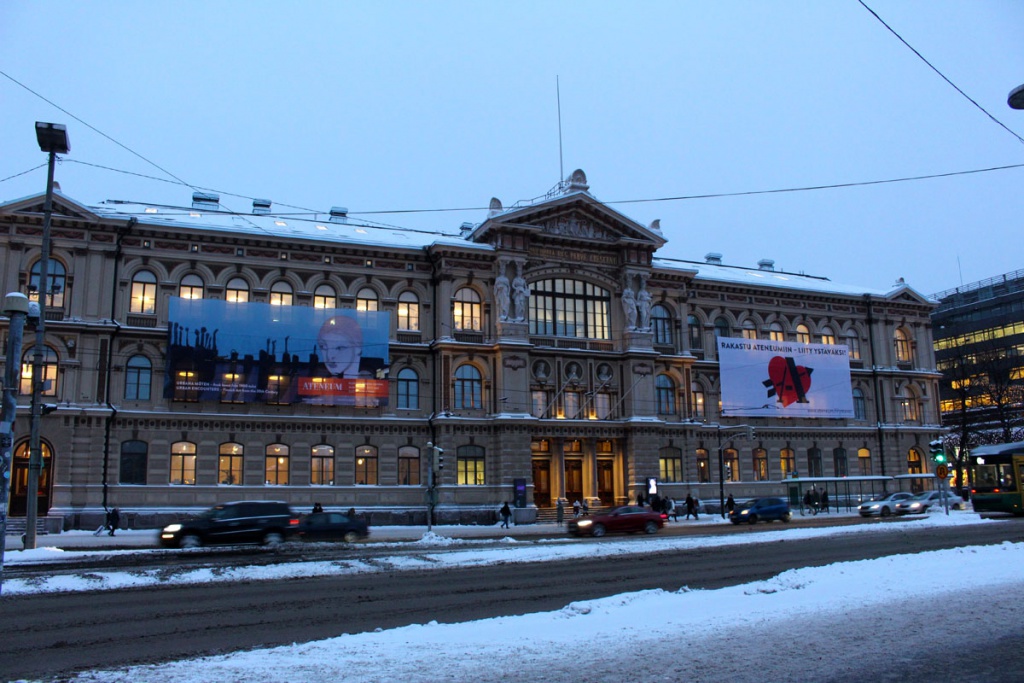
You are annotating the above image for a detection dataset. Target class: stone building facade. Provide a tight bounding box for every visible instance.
[0,170,943,528]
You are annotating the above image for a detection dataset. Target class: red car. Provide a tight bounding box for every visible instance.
[567,505,666,537]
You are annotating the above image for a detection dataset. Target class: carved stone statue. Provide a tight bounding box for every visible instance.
[494,270,511,321]
[637,286,652,331]
[621,285,637,330]
[512,274,529,322]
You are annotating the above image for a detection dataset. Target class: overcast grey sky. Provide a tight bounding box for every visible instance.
[2,1,1023,297]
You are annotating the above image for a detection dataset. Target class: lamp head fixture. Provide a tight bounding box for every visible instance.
[35,122,70,155]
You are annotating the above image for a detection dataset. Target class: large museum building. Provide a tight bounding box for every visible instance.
[0,170,943,528]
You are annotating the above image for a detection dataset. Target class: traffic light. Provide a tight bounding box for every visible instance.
[929,439,946,464]
[427,442,444,470]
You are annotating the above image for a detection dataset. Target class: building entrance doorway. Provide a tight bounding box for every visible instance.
[597,459,614,506]
[9,440,53,516]
[564,460,583,505]
[532,459,551,507]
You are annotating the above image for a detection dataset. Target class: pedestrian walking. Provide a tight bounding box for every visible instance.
[572,499,581,518]
[556,499,565,525]
[821,488,830,513]
[803,489,813,515]
[685,494,697,520]
[581,499,589,516]
[667,497,677,521]
[499,502,512,528]
[726,493,736,515]
[106,507,121,536]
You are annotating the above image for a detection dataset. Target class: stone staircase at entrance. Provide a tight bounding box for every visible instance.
[535,505,612,523]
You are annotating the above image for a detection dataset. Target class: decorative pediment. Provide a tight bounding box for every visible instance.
[538,213,615,241]
[1,192,99,222]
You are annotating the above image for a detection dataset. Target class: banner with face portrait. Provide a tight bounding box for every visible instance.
[165,298,390,406]
[717,337,854,418]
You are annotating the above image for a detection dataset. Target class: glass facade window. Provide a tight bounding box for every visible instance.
[265,444,290,485]
[311,444,335,485]
[833,448,848,477]
[688,315,703,350]
[119,440,148,485]
[690,382,705,419]
[528,278,610,339]
[753,448,768,481]
[895,328,913,363]
[21,347,58,396]
[846,330,861,360]
[900,387,920,422]
[397,368,419,410]
[356,287,378,312]
[398,291,420,330]
[179,274,204,300]
[453,288,482,331]
[454,364,482,409]
[660,447,683,482]
[858,448,872,476]
[125,355,152,400]
[696,448,710,483]
[656,374,676,415]
[724,448,740,482]
[457,445,486,485]
[780,448,795,478]
[313,283,337,309]
[265,374,290,405]
[651,304,672,345]
[220,372,246,404]
[130,270,157,314]
[398,445,420,485]
[170,441,197,485]
[219,442,243,485]
[355,445,378,485]
[30,259,66,308]
[226,277,249,303]
[270,281,293,306]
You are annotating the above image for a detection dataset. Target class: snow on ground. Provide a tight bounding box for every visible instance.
[7,512,1022,683]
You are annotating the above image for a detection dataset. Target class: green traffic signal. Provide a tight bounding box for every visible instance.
[930,439,946,464]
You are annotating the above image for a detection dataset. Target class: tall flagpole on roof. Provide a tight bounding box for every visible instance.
[557,76,564,183]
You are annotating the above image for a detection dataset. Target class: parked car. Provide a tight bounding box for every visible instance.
[895,490,963,515]
[729,497,792,524]
[567,505,665,537]
[858,491,915,517]
[159,501,299,548]
[297,511,370,543]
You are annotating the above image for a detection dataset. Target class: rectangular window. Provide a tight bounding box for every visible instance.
[218,455,243,485]
[311,455,334,485]
[660,456,682,482]
[355,455,378,485]
[531,390,549,418]
[696,449,710,483]
[174,370,200,402]
[398,454,420,486]
[170,454,196,485]
[220,373,246,404]
[458,457,486,485]
[753,449,768,481]
[119,443,148,485]
[265,375,290,405]
[265,456,290,485]
[780,449,796,478]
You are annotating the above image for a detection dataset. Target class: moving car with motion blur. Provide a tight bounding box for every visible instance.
[895,490,963,515]
[159,501,299,548]
[567,505,666,537]
[297,511,370,543]
[729,497,792,524]
[858,491,915,517]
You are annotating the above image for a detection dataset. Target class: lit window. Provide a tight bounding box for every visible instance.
[354,445,378,485]
[130,270,157,314]
[696,449,710,483]
[820,326,835,345]
[311,444,334,486]
[528,279,610,339]
[895,328,913,363]
[29,259,66,308]
[659,447,683,482]
[741,320,757,340]
[270,281,293,306]
[313,283,337,309]
[858,448,872,476]
[398,445,420,486]
[265,444,290,485]
[398,291,420,331]
[179,274,204,300]
[457,445,486,485]
[753,448,768,481]
[796,324,811,344]
[226,277,249,303]
[780,448,795,478]
[21,346,58,396]
[170,441,197,485]
[453,287,482,331]
[218,442,243,485]
[846,330,862,360]
[769,322,784,342]
[356,287,378,312]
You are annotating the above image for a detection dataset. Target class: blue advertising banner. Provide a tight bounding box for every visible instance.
[165,298,390,406]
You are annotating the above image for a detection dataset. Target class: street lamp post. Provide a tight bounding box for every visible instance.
[25,122,69,550]
[1,293,30,593]
[714,423,755,518]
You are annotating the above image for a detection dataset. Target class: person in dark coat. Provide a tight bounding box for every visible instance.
[499,502,512,528]
[106,507,121,536]
[685,494,698,520]
[821,489,830,513]
[726,494,736,515]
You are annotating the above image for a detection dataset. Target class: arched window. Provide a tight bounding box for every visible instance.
[311,444,335,485]
[820,326,836,345]
[659,446,683,482]
[398,445,420,485]
[125,355,152,400]
[899,385,920,423]
[690,382,705,419]
[895,328,913,363]
[651,305,672,346]
[457,444,486,485]
[226,277,249,303]
[807,447,823,477]
[846,330,861,360]
[528,279,610,339]
[21,346,58,396]
[696,448,710,483]
[119,440,148,485]
[219,442,243,485]
[179,274,204,300]
[130,270,157,314]
[741,320,757,340]
[769,322,784,342]
[780,448,796,478]
[170,441,197,485]
[313,283,337,309]
[397,368,419,410]
[796,324,811,344]
[907,448,923,476]
[355,445,378,485]
[852,388,866,420]
[714,316,730,339]
[688,315,703,350]
[30,259,67,308]
[833,448,848,477]
[270,281,293,306]
[265,443,290,485]
[857,447,872,476]
[753,448,768,481]
[356,287,378,312]
[655,374,676,415]
[398,291,420,331]
[454,364,482,409]
[724,448,740,482]
[453,287,482,331]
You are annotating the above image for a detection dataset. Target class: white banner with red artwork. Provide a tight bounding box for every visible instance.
[716,337,855,418]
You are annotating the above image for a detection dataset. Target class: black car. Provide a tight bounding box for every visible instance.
[297,511,370,543]
[159,501,299,548]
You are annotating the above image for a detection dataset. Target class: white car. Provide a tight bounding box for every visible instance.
[858,492,915,517]
[895,490,963,515]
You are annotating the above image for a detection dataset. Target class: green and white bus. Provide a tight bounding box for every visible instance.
[969,441,1024,516]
